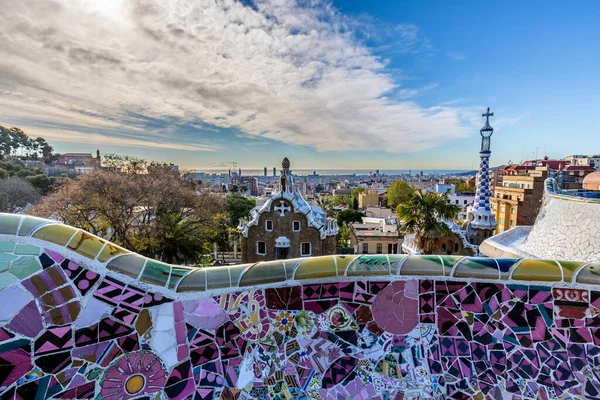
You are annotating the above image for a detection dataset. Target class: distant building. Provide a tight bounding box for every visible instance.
[446,191,476,220]
[238,157,338,263]
[490,167,548,234]
[364,207,395,218]
[57,152,95,166]
[358,190,379,208]
[350,217,402,254]
[559,165,596,189]
[273,167,276,177]
[332,188,352,197]
[241,176,258,196]
[264,167,267,177]
[563,154,600,170]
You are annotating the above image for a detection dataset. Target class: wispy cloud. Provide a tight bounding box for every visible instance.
[0,0,470,153]
[447,51,466,61]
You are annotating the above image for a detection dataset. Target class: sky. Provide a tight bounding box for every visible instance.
[1,0,599,171]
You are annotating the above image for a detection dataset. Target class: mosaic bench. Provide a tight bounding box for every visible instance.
[1,213,600,399]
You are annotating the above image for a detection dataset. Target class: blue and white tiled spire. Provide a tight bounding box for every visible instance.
[467,107,497,237]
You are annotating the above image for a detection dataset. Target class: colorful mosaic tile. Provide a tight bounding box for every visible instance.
[3,214,600,398]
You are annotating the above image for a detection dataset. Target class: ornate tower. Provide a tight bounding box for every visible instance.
[280,157,294,193]
[466,107,497,245]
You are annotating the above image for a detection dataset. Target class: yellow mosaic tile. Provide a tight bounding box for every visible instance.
[334,255,358,274]
[67,230,106,260]
[32,224,78,246]
[511,260,562,282]
[97,242,130,263]
[557,260,586,282]
[452,258,500,279]
[240,261,287,286]
[107,254,147,279]
[294,256,338,280]
[400,255,449,276]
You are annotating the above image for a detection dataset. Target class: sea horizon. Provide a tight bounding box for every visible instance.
[193,168,473,176]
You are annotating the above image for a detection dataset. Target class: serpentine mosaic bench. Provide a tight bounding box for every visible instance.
[1,213,600,399]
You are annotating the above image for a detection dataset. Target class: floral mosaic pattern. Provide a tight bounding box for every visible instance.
[2,214,600,398]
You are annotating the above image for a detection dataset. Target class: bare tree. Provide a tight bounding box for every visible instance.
[0,177,41,213]
[32,157,228,263]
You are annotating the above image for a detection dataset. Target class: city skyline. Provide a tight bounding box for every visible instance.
[1,0,599,170]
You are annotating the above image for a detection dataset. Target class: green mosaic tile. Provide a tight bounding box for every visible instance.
[168,266,196,290]
[18,215,53,236]
[140,259,172,287]
[205,267,233,290]
[512,260,562,282]
[0,272,17,290]
[0,214,21,235]
[9,256,42,279]
[0,261,9,273]
[0,241,15,252]
[176,269,207,292]
[0,253,18,262]
[14,244,41,256]
[240,261,286,286]
[346,255,392,276]
[107,254,147,279]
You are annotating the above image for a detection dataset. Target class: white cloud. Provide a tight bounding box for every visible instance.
[0,0,471,153]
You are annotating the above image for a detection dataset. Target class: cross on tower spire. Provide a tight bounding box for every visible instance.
[482,107,494,121]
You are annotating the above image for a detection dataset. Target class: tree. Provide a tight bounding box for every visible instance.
[226,195,256,227]
[352,196,359,210]
[32,156,227,263]
[337,209,365,226]
[314,184,324,193]
[456,182,476,193]
[396,191,462,254]
[387,180,415,208]
[336,224,351,248]
[0,177,41,212]
[317,197,335,217]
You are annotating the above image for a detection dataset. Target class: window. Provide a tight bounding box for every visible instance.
[510,208,515,214]
[362,243,368,254]
[464,200,468,205]
[455,200,459,204]
[376,243,382,254]
[301,242,311,256]
[454,243,459,252]
[501,205,505,213]
[500,218,504,224]
[387,243,393,253]
[265,220,273,231]
[256,241,266,255]
[510,219,514,226]
[293,221,301,232]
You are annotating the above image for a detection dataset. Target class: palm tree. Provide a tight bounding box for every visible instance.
[317,197,335,217]
[158,212,204,264]
[396,191,462,254]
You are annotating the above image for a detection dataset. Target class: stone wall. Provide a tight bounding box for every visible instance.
[242,199,327,263]
[2,213,600,399]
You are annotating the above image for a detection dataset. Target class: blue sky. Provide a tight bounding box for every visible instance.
[1,0,598,171]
